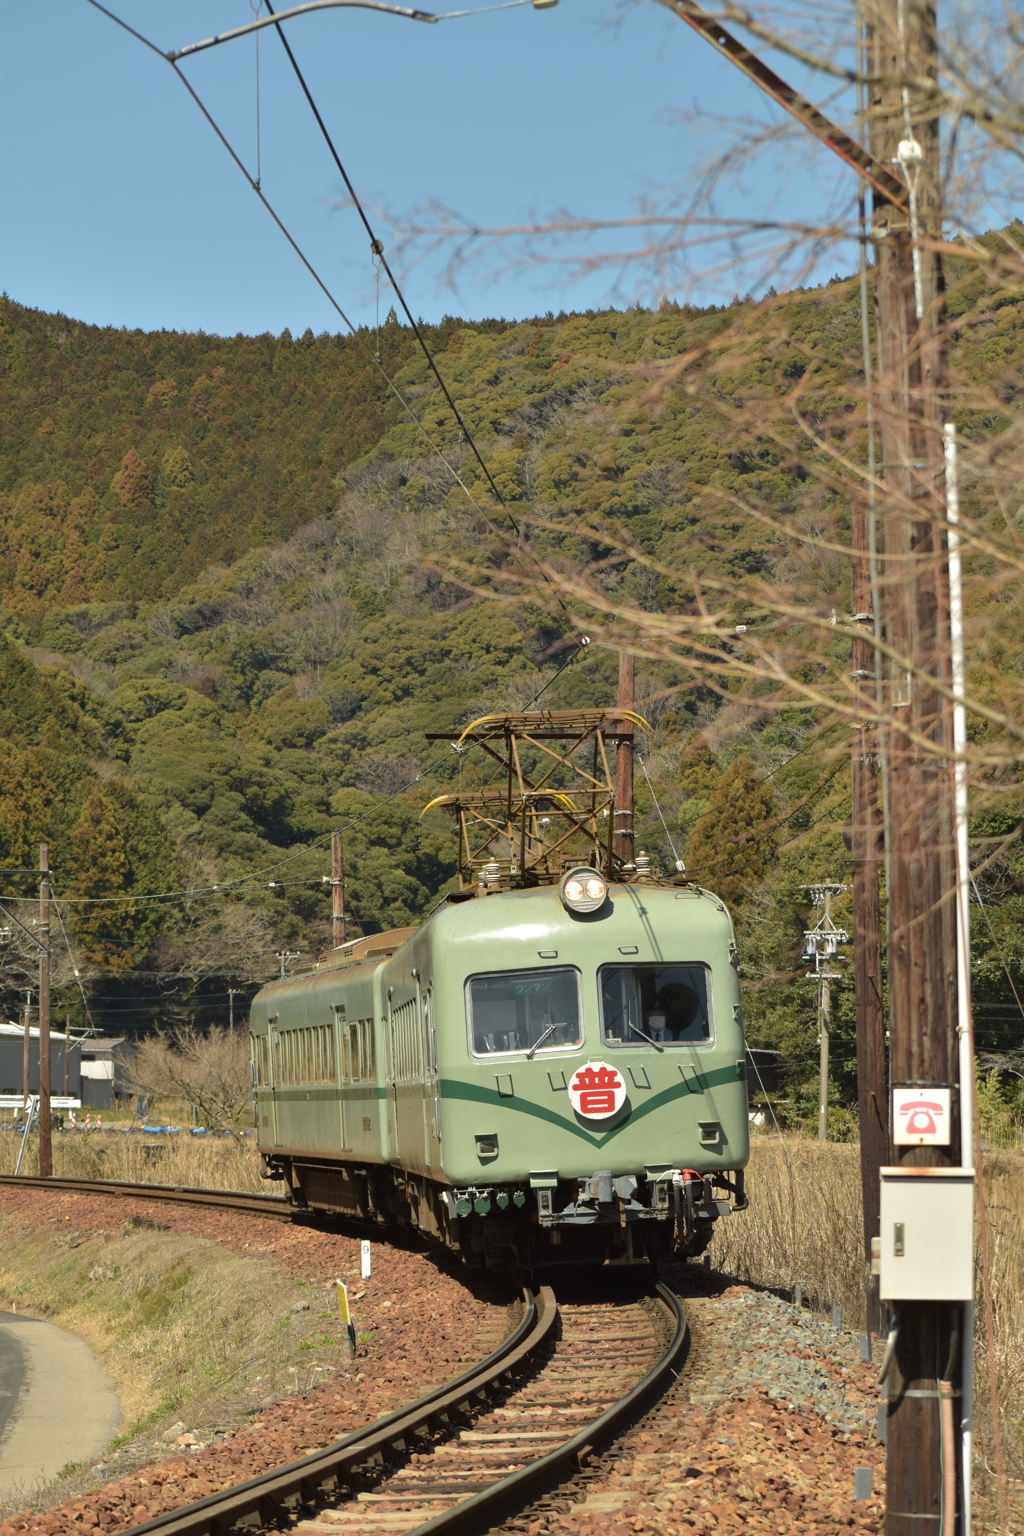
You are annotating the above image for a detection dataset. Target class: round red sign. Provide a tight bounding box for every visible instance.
[568,1061,627,1120]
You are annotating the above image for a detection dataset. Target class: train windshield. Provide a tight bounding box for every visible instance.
[467,968,583,1056]
[599,964,712,1047]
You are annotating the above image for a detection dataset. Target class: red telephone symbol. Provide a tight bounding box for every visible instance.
[899,1100,944,1136]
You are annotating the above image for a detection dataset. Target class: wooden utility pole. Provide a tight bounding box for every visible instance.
[331,830,347,948]
[38,845,52,1179]
[865,0,963,1528]
[851,501,888,1336]
[613,652,634,867]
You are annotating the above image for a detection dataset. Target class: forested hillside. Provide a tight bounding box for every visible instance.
[2,240,1022,1128]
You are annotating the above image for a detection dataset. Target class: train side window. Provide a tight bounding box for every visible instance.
[598,963,713,1047]
[362,1020,376,1081]
[466,967,583,1057]
[350,1022,362,1082]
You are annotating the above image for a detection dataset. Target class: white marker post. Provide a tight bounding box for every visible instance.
[335,1278,357,1358]
[360,1239,371,1279]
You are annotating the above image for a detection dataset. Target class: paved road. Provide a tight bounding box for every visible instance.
[0,1312,122,1504]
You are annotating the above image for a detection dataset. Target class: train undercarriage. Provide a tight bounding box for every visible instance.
[260,1152,746,1270]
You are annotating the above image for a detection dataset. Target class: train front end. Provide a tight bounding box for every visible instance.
[431,872,749,1270]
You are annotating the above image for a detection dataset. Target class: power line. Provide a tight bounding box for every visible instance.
[261,0,523,536]
[87,0,580,643]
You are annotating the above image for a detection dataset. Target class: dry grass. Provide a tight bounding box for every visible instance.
[0,1129,265,1193]
[974,1153,1024,1517]
[713,1136,1024,1515]
[712,1137,867,1323]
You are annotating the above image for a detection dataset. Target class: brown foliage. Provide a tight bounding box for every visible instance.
[129,1024,253,1134]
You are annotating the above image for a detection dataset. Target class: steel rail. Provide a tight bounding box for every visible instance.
[118,1288,556,1536]
[410,1282,688,1536]
[0,1174,294,1220]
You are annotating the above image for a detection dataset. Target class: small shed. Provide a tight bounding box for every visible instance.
[79,1036,137,1110]
[0,1022,82,1110]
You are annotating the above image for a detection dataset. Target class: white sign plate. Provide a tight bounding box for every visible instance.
[568,1061,626,1120]
[360,1239,372,1279]
[892,1087,951,1145]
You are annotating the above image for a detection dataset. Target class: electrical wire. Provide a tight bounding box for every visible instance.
[263,0,505,505]
[49,894,98,1032]
[258,0,582,637]
[85,2,502,532]
[87,0,580,648]
[636,750,684,871]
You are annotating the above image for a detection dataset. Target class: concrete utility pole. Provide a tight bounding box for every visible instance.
[864,0,964,1529]
[38,846,51,1178]
[331,830,347,948]
[613,652,635,867]
[276,950,301,979]
[228,988,242,1032]
[22,989,32,1108]
[802,884,849,1141]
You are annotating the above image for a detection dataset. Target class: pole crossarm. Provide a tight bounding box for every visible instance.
[167,0,437,60]
[0,898,50,956]
[660,0,909,211]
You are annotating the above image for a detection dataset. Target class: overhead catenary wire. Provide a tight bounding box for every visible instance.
[49,894,98,1032]
[259,0,527,539]
[85,2,498,532]
[87,0,582,644]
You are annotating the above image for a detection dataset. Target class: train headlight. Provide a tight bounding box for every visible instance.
[560,867,608,914]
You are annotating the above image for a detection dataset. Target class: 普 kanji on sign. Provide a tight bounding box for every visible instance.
[568,1062,626,1120]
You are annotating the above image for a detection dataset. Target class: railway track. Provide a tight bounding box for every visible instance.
[0,1174,293,1220]
[99,1287,685,1536]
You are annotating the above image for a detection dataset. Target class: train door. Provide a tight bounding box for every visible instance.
[385,987,399,1161]
[266,1014,280,1145]
[422,984,441,1168]
[332,1004,348,1149]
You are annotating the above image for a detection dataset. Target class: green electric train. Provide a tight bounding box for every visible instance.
[250,865,750,1270]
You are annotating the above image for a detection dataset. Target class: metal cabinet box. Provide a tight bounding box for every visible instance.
[879,1167,974,1302]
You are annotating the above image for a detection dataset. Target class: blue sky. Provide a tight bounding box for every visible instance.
[1,1,859,336]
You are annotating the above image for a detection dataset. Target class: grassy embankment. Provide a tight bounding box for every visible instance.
[0,1211,343,1516]
[0,1115,265,1193]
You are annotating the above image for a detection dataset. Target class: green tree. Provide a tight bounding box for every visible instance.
[686,753,778,912]
[113,449,153,510]
[66,789,138,971]
[161,446,194,489]
[678,731,720,796]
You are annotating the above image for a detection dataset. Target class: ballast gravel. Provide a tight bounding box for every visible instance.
[521,1278,886,1536]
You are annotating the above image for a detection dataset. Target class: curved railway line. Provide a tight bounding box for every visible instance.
[0,1173,293,1220]
[0,1173,692,1536]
